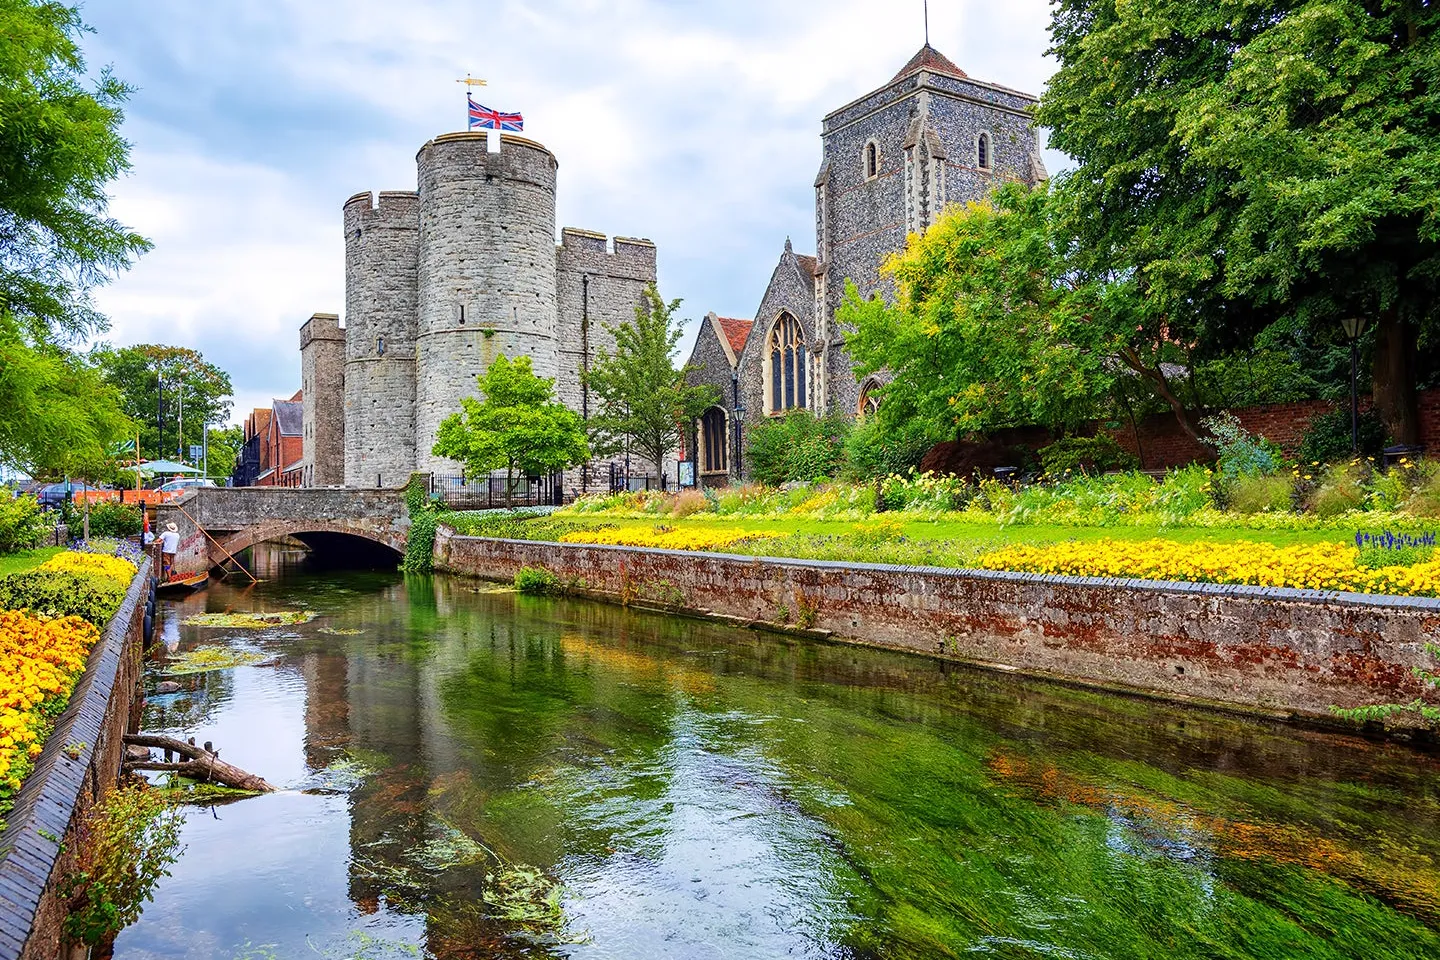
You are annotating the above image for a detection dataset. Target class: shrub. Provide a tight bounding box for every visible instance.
[1298,407,1388,465]
[0,571,128,626]
[1203,412,1284,480]
[514,567,561,594]
[1228,474,1294,514]
[85,501,141,539]
[843,418,930,481]
[747,411,850,485]
[1403,461,1440,517]
[0,494,46,554]
[62,781,183,946]
[1310,463,1367,518]
[1038,434,1140,477]
[669,488,712,518]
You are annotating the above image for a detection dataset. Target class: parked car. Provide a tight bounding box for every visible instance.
[36,481,104,508]
[154,478,217,494]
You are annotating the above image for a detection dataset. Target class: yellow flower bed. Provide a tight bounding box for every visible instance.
[559,526,781,552]
[974,538,1440,597]
[0,610,98,797]
[39,550,137,585]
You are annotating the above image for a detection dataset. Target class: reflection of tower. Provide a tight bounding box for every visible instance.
[300,647,351,769]
[343,191,419,488]
[415,133,559,474]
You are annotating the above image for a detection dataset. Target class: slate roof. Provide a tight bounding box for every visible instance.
[716,316,753,355]
[794,254,818,278]
[891,44,968,83]
[272,399,303,437]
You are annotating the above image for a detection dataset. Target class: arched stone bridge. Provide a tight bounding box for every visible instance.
[156,487,410,575]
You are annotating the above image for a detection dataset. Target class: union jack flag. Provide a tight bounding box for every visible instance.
[468,95,523,132]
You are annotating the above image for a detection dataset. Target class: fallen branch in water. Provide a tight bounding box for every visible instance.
[122,733,276,793]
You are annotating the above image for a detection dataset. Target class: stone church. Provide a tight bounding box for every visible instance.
[685,44,1047,482]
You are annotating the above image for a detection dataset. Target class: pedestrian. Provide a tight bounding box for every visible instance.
[160,521,180,579]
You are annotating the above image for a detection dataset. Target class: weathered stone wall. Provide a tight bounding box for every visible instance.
[0,559,148,959]
[300,313,345,486]
[415,133,559,475]
[555,229,658,489]
[734,246,819,442]
[433,532,1440,721]
[685,315,740,480]
[157,487,408,575]
[344,190,419,487]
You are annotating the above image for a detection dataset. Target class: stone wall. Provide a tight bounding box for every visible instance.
[415,133,560,475]
[300,313,345,486]
[0,559,149,958]
[433,532,1440,721]
[734,246,818,429]
[343,190,419,488]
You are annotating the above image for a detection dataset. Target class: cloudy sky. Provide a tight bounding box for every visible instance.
[81,0,1063,424]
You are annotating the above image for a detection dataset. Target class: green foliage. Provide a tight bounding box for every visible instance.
[1299,408,1389,465]
[1193,349,1325,409]
[89,343,234,467]
[1039,0,1440,442]
[402,475,435,575]
[0,493,46,552]
[0,570,125,625]
[62,781,183,946]
[204,424,243,481]
[746,411,850,485]
[843,416,931,481]
[1332,643,1440,727]
[1203,413,1284,481]
[1229,475,1296,515]
[585,284,719,475]
[1311,463,1368,517]
[84,499,139,538]
[514,567,561,595]
[432,355,588,501]
[1039,435,1139,477]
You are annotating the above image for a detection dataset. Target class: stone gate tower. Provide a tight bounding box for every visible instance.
[324,131,657,488]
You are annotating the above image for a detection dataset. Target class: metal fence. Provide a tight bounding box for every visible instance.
[428,472,567,510]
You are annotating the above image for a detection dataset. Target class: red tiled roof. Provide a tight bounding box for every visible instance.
[794,254,818,277]
[716,316,753,355]
[891,44,968,83]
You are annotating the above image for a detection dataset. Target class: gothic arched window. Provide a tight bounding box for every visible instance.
[766,314,807,414]
[865,141,879,180]
[858,378,882,418]
[977,132,991,170]
[700,406,727,473]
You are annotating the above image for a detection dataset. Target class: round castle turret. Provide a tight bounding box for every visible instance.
[343,190,420,488]
[414,132,560,474]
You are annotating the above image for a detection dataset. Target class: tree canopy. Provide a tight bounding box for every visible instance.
[90,343,234,464]
[585,284,719,477]
[0,1,146,475]
[432,354,588,497]
[1038,0,1440,441]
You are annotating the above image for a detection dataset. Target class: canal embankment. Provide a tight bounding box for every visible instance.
[434,528,1440,724]
[0,558,150,959]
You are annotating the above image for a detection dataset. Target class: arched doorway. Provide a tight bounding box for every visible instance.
[699,406,728,478]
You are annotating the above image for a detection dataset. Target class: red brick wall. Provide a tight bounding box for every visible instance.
[1106,389,1440,470]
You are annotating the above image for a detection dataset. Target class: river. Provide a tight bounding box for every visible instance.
[114,547,1440,959]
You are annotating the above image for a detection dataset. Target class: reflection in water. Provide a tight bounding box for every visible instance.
[115,545,1440,959]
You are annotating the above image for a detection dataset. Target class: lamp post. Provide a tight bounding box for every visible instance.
[732,367,746,481]
[1340,316,1368,453]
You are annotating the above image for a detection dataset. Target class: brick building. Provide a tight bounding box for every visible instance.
[234,392,304,487]
[686,44,1048,479]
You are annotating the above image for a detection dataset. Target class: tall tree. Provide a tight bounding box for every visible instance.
[1039,0,1440,442]
[204,424,243,481]
[90,343,234,464]
[0,1,147,473]
[432,354,588,503]
[585,285,719,479]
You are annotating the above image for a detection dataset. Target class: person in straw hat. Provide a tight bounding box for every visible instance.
[159,522,180,579]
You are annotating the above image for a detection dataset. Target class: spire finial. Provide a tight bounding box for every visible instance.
[924,0,929,46]
[785,236,793,254]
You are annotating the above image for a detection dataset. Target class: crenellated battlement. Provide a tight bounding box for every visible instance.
[556,228,658,282]
[344,190,420,231]
[299,312,343,350]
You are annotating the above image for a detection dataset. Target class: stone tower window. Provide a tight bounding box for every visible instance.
[864,140,880,181]
[376,336,385,356]
[765,313,807,414]
[977,131,991,170]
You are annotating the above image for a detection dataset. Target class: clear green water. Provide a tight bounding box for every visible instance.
[116,548,1440,959]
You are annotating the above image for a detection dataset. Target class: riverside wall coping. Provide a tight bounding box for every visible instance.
[434,531,1440,721]
[0,558,149,958]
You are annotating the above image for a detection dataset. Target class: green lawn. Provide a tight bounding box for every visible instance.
[0,546,62,576]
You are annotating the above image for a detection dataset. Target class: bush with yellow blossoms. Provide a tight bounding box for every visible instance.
[0,610,100,818]
[974,538,1440,597]
[38,550,136,586]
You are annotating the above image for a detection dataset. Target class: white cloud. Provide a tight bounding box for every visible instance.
[82,0,1062,425]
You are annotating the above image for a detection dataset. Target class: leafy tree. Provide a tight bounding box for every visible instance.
[0,1,145,476]
[1039,0,1440,443]
[585,285,719,480]
[204,424,243,481]
[90,344,234,464]
[432,354,588,504]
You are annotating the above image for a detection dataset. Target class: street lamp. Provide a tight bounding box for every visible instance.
[1340,316,1368,453]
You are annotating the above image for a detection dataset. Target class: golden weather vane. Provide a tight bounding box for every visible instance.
[456,74,487,89]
